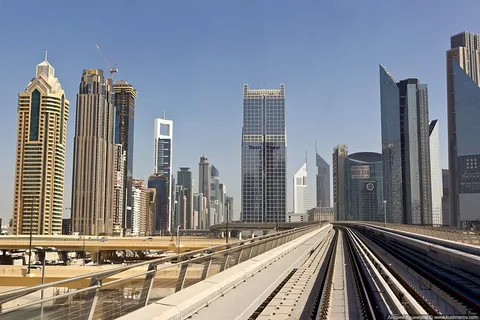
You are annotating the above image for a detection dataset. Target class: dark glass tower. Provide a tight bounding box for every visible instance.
[113,81,137,233]
[241,84,286,223]
[177,167,193,229]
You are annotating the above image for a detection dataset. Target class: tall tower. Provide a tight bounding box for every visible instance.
[12,54,69,235]
[429,120,442,226]
[447,31,480,227]
[113,81,137,233]
[315,146,331,208]
[293,160,308,214]
[380,66,432,225]
[177,168,193,229]
[113,144,126,236]
[332,144,348,221]
[241,84,287,223]
[210,165,220,225]
[154,117,173,232]
[198,155,211,226]
[72,69,115,235]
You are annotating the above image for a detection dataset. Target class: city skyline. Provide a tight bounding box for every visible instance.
[2,2,479,223]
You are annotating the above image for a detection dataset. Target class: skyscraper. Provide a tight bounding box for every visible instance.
[333,144,348,221]
[210,165,221,225]
[132,179,148,236]
[380,66,432,225]
[344,152,383,222]
[241,84,287,223]
[198,155,211,226]
[316,148,331,208]
[154,117,173,232]
[12,55,69,235]
[442,169,450,226]
[429,120,442,226]
[72,69,115,236]
[113,81,137,234]
[293,162,308,214]
[226,196,234,221]
[148,173,169,235]
[177,167,193,229]
[113,144,126,236]
[447,31,480,227]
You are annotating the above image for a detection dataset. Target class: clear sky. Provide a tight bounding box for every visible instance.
[0,0,479,223]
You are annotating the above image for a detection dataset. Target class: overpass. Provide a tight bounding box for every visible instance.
[209,221,317,232]
[0,222,479,319]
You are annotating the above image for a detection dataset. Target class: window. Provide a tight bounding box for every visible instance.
[29,90,41,141]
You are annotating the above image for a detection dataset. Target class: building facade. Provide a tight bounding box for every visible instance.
[429,120,443,226]
[113,144,126,236]
[447,32,480,226]
[154,117,173,232]
[146,188,156,235]
[316,152,331,208]
[333,144,348,221]
[72,69,115,236]
[293,162,308,214]
[147,173,169,235]
[193,192,208,229]
[198,155,211,226]
[210,165,221,224]
[12,56,69,235]
[380,66,432,225]
[132,179,148,236]
[241,84,287,223]
[307,207,334,223]
[344,152,384,222]
[442,169,450,226]
[177,167,193,229]
[113,81,137,233]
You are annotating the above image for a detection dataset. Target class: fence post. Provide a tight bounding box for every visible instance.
[201,257,212,281]
[139,263,156,307]
[237,249,244,264]
[86,277,101,320]
[219,253,230,272]
[175,263,189,292]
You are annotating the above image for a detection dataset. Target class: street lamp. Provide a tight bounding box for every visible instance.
[27,197,37,274]
[225,201,229,244]
[35,246,57,319]
[383,200,387,226]
[176,225,181,255]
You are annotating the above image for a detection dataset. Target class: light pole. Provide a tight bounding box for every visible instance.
[36,246,57,319]
[176,225,181,255]
[225,201,229,244]
[383,200,387,226]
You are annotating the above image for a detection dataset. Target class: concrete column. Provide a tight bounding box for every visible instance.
[238,231,242,240]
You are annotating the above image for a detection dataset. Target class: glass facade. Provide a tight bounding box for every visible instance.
[344,152,383,222]
[29,89,40,141]
[241,84,286,223]
[452,62,480,223]
[316,153,330,208]
[148,174,169,235]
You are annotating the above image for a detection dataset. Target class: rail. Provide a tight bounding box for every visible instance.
[0,224,320,320]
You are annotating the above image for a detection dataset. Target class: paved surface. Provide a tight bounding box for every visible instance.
[190,233,321,320]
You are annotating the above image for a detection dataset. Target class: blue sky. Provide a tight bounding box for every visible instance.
[0,0,478,222]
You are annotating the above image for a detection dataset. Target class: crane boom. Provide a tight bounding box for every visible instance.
[96,44,118,78]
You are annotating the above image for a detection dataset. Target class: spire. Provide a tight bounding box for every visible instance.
[315,141,318,154]
[45,49,48,62]
[163,110,166,120]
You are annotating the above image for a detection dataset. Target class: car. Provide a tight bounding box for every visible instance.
[28,265,42,270]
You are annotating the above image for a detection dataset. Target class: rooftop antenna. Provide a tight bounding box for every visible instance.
[96,44,118,79]
[163,110,166,120]
[315,141,318,154]
[44,49,48,62]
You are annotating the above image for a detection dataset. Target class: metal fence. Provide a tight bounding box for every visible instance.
[355,222,480,245]
[0,224,319,320]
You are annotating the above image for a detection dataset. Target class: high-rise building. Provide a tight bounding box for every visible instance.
[113,144,126,236]
[71,69,115,236]
[132,179,148,236]
[316,149,331,208]
[226,196,234,222]
[148,173,169,235]
[146,188,156,236]
[62,218,71,235]
[198,155,211,226]
[12,55,69,235]
[154,117,173,232]
[344,152,384,222]
[219,183,227,223]
[193,192,209,229]
[293,162,308,214]
[210,165,221,224]
[333,144,348,221]
[241,84,287,223]
[113,81,137,233]
[177,167,193,229]
[447,31,480,227]
[380,66,432,225]
[174,185,187,229]
[442,169,450,226]
[429,120,442,226]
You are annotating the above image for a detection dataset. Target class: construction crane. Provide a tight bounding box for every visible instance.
[96,44,118,79]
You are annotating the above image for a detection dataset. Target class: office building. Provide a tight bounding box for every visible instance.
[146,188,156,236]
[226,196,234,222]
[177,167,193,229]
[380,66,432,225]
[293,161,308,214]
[71,69,115,235]
[113,81,137,233]
[316,149,331,208]
[148,173,169,235]
[442,169,450,226]
[241,84,287,223]
[132,179,148,236]
[210,165,221,224]
[198,155,211,226]
[174,185,187,229]
[62,218,71,235]
[219,183,227,223]
[154,117,173,232]
[193,192,208,229]
[333,145,348,221]
[344,152,384,222]
[307,207,334,223]
[447,31,480,227]
[429,120,443,226]
[12,55,69,235]
[113,144,126,236]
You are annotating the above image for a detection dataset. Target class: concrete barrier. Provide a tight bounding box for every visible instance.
[118,224,332,320]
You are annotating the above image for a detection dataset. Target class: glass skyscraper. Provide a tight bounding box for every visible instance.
[380,65,432,225]
[241,84,286,223]
[344,152,383,222]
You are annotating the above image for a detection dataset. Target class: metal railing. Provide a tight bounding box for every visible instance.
[0,224,320,320]
[341,222,480,246]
